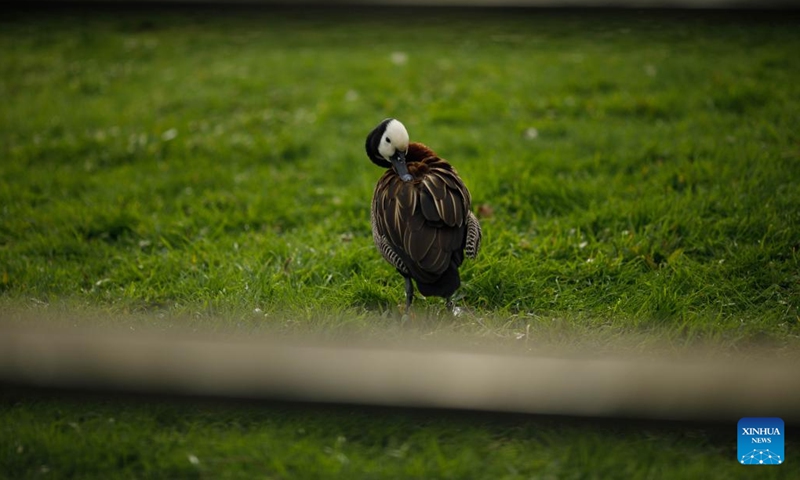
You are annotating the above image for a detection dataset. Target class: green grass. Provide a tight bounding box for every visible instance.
[2,394,797,480]
[1,5,799,478]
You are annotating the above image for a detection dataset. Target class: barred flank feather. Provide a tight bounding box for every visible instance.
[465,212,482,260]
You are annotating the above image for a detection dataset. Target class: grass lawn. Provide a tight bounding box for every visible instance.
[1,4,799,478]
[4,393,795,480]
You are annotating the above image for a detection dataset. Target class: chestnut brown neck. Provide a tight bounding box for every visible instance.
[406,142,437,163]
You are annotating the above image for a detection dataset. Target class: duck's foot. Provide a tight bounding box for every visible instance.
[398,302,415,324]
[445,297,457,315]
[445,298,467,317]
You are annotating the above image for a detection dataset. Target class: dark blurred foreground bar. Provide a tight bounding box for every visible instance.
[18,0,800,8]
[1,327,798,422]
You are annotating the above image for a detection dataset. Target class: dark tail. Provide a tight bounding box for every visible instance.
[415,261,460,299]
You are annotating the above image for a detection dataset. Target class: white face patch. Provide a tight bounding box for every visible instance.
[377,119,410,161]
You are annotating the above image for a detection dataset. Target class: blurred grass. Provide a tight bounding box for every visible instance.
[3,393,797,480]
[1,5,799,478]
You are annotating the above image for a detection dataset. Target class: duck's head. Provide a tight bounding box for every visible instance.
[365,118,412,182]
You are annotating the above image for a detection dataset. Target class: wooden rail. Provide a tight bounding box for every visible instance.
[1,326,798,422]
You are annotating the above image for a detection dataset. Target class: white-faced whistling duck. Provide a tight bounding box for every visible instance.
[365,118,481,313]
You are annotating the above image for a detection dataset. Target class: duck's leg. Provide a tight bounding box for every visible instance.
[400,277,415,323]
[445,296,454,312]
[404,276,414,312]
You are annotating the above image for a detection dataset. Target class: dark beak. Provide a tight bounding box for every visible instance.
[390,151,413,182]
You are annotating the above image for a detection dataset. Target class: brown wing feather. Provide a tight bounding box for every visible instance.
[419,190,440,223]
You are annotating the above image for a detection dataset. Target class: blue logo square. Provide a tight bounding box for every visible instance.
[738,417,784,465]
